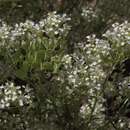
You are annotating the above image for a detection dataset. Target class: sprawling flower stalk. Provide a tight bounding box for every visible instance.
[0,11,71,129]
[61,21,130,129]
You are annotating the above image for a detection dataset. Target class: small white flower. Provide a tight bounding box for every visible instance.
[5,102,10,107]
[0,103,5,108]
[19,99,24,106]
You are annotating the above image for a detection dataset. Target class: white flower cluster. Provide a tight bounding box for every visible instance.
[0,22,11,40]
[80,96,105,123]
[41,11,71,36]
[0,11,71,43]
[81,7,97,22]
[103,21,130,46]
[0,82,32,109]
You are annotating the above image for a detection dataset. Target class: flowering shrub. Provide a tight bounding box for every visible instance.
[0,11,71,81]
[60,21,130,129]
[0,9,130,130]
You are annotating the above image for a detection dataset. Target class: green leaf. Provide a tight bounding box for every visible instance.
[15,61,29,80]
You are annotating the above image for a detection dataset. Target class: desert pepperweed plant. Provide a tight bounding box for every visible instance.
[0,10,130,130]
